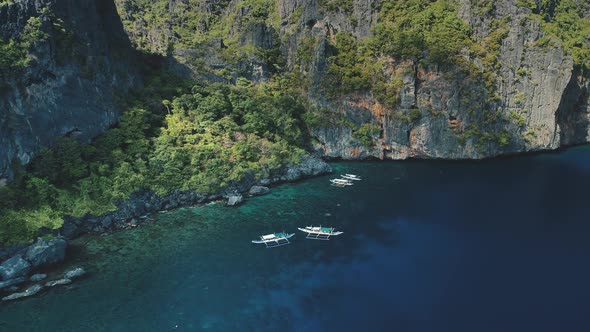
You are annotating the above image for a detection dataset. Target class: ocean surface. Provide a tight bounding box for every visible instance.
[2,147,590,331]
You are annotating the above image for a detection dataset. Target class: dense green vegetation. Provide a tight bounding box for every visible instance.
[324,0,473,108]
[0,72,308,245]
[116,0,228,53]
[519,0,590,69]
[0,8,76,83]
[115,1,278,52]
[353,124,381,147]
[0,16,47,80]
[325,32,375,95]
[372,0,471,66]
[319,0,354,14]
[116,0,285,79]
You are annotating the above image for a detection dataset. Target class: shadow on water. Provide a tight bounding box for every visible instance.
[2,146,590,331]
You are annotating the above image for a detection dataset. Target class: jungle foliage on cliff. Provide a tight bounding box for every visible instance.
[0,15,47,81]
[325,0,472,106]
[326,0,589,96]
[519,0,590,68]
[0,72,307,245]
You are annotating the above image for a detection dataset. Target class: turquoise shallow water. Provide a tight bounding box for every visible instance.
[2,147,590,331]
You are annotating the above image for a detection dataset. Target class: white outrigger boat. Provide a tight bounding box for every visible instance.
[340,173,361,181]
[297,226,343,240]
[330,178,353,187]
[251,232,295,248]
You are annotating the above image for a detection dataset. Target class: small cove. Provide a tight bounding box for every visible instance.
[1,147,590,331]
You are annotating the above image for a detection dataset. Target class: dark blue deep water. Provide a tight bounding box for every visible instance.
[2,147,590,331]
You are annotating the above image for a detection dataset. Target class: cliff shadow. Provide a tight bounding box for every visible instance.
[557,67,590,146]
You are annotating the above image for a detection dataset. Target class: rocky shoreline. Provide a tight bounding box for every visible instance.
[0,155,332,302]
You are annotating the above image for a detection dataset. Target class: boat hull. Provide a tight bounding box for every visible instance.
[297,227,343,239]
[340,176,361,181]
[251,233,295,244]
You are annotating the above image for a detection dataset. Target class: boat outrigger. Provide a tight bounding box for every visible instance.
[297,226,343,240]
[340,173,361,181]
[251,232,295,248]
[330,178,353,187]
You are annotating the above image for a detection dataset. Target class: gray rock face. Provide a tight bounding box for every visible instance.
[293,0,589,160]
[279,155,333,182]
[0,243,28,262]
[0,256,31,281]
[2,284,43,301]
[0,0,139,180]
[24,237,67,268]
[248,186,270,196]
[30,274,48,282]
[226,194,244,206]
[0,277,26,290]
[45,278,72,287]
[63,267,85,280]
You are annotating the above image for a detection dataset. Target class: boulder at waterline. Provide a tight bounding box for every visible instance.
[45,279,72,287]
[2,284,43,301]
[226,194,243,206]
[64,267,86,280]
[24,237,67,268]
[30,274,48,282]
[249,186,270,196]
[0,256,31,280]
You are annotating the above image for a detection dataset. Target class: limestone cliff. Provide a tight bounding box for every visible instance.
[0,0,139,181]
[112,0,589,160]
[283,0,589,159]
[2,0,589,181]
